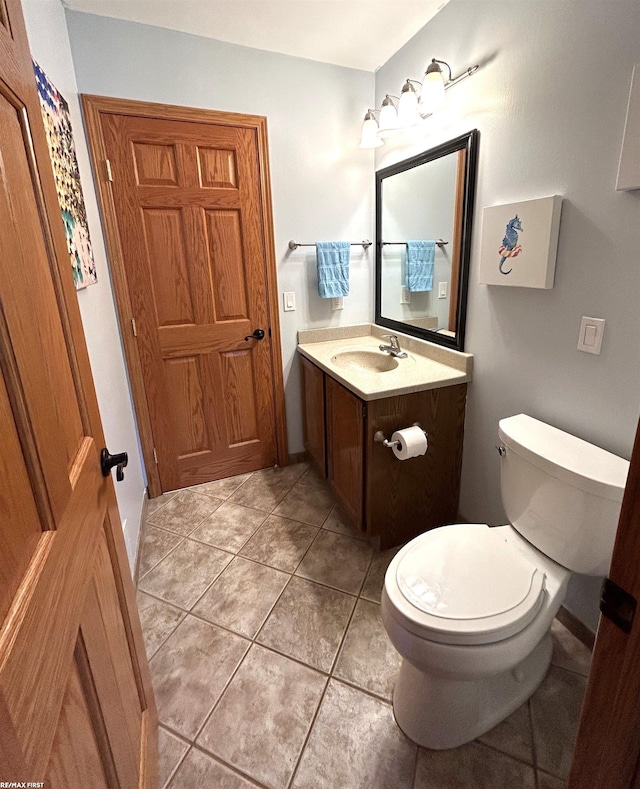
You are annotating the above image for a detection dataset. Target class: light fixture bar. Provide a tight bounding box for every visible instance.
[444,64,479,90]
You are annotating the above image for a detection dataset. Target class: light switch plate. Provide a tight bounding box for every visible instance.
[283,291,295,311]
[438,282,448,299]
[577,316,605,354]
[332,297,344,310]
[401,286,411,304]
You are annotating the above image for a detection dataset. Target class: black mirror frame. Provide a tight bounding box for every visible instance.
[375,129,479,352]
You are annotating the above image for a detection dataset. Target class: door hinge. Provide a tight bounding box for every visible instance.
[131,317,138,337]
[600,577,636,634]
[153,448,158,465]
[362,403,367,419]
[105,159,113,182]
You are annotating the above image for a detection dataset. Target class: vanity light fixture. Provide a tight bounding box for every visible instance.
[398,80,422,127]
[359,57,479,148]
[377,95,402,138]
[418,58,479,115]
[359,110,384,149]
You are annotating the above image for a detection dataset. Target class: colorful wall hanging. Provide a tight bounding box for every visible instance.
[33,60,97,290]
[478,195,562,289]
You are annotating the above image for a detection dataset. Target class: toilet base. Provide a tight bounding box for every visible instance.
[392,632,552,750]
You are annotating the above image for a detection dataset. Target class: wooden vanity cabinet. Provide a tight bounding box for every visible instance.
[300,354,326,475]
[325,376,364,527]
[300,355,467,549]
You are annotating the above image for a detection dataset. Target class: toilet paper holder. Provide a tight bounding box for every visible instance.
[374,423,427,450]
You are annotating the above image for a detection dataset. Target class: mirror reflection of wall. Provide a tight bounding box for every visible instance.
[375,130,478,351]
[381,152,458,332]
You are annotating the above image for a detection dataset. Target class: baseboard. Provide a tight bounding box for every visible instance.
[557,605,596,651]
[133,488,149,585]
[288,450,308,465]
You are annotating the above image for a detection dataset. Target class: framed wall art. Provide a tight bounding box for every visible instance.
[616,63,640,191]
[34,60,97,290]
[478,195,562,289]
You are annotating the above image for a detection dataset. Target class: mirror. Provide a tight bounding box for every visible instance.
[375,130,478,351]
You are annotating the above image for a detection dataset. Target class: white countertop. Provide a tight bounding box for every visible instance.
[297,325,473,401]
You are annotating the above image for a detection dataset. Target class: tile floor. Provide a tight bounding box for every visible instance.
[136,463,592,789]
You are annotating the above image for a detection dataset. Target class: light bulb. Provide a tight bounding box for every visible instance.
[359,112,383,148]
[418,61,447,114]
[398,81,420,127]
[377,96,401,138]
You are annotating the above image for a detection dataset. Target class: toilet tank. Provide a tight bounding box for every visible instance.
[498,414,629,575]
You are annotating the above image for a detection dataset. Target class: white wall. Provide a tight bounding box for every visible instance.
[375,0,640,629]
[22,0,147,568]
[64,10,375,456]
[381,153,457,328]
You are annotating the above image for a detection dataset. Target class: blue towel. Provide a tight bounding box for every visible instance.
[316,241,350,298]
[405,240,435,292]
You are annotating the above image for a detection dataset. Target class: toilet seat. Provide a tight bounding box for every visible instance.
[387,524,547,646]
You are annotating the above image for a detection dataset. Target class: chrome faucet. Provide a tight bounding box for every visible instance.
[379,334,408,358]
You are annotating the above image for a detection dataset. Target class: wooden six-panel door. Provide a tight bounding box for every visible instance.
[83,98,287,494]
[0,0,156,784]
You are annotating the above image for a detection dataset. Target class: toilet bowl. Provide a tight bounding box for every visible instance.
[382,414,629,750]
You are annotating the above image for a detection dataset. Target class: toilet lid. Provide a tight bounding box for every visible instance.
[392,524,546,645]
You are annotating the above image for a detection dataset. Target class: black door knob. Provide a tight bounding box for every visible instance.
[100,448,129,482]
[244,328,266,341]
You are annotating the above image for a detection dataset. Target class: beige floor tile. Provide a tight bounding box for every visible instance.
[537,770,567,789]
[360,546,401,603]
[190,501,268,553]
[292,679,415,789]
[550,619,592,677]
[167,748,260,789]
[158,727,189,788]
[333,599,401,700]
[296,465,329,489]
[190,472,252,500]
[530,665,587,780]
[272,481,335,526]
[253,462,308,486]
[257,576,356,672]
[229,464,307,512]
[136,591,185,660]
[477,701,534,764]
[150,615,249,740]
[147,489,224,536]
[193,557,289,638]
[239,514,318,573]
[137,525,183,579]
[146,490,178,518]
[415,741,536,788]
[322,505,367,540]
[198,644,326,789]
[296,530,373,595]
[139,539,233,609]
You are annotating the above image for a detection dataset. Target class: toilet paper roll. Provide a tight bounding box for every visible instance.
[391,426,428,460]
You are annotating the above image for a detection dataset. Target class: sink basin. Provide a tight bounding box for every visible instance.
[331,350,399,373]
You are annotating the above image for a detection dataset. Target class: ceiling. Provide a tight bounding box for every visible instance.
[61,0,449,71]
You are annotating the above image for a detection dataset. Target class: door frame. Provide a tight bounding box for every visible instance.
[81,95,288,496]
[568,413,640,787]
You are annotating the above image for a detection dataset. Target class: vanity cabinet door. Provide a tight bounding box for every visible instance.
[365,384,467,549]
[300,355,326,477]
[326,376,364,528]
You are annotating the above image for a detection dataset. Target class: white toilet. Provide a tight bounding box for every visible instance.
[381,413,629,750]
